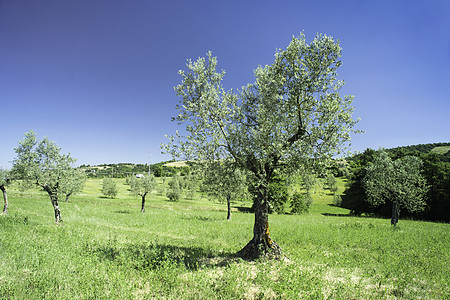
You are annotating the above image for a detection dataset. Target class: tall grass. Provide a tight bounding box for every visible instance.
[1,178,448,299]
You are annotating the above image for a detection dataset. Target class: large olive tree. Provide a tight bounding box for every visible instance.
[163,33,359,259]
[12,131,77,223]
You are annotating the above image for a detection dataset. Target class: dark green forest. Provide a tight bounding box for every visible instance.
[341,143,450,222]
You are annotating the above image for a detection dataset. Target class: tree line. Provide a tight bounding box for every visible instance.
[80,161,188,178]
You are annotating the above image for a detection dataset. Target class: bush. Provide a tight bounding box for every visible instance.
[333,194,342,206]
[167,176,181,202]
[290,192,311,214]
[102,178,118,198]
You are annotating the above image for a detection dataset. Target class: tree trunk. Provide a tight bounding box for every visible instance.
[1,186,7,215]
[391,199,399,226]
[65,192,72,202]
[237,185,282,259]
[49,192,63,223]
[227,195,231,220]
[140,194,146,213]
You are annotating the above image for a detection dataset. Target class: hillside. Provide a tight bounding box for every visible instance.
[348,142,450,163]
[431,145,450,154]
[79,160,184,178]
[386,142,450,158]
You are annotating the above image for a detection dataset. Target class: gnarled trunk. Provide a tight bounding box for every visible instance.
[44,186,62,223]
[1,186,7,214]
[51,193,62,223]
[237,185,282,259]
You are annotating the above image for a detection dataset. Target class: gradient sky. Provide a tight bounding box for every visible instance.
[1,0,449,168]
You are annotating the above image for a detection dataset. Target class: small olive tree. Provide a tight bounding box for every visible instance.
[0,168,10,214]
[166,175,182,202]
[102,178,118,198]
[363,151,428,225]
[201,160,248,220]
[12,131,77,223]
[130,175,155,212]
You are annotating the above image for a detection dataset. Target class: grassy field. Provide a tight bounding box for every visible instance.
[1,178,449,299]
[431,146,450,154]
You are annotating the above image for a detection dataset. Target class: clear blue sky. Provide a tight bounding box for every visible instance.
[1,0,449,168]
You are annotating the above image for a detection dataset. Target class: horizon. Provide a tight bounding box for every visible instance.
[1,0,449,169]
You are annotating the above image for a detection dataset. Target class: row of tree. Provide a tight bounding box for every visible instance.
[80,161,188,178]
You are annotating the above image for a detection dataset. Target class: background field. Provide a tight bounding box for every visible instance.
[1,178,449,299]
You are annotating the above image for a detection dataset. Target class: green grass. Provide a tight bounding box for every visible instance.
[1,178,449,299]
[431,146,450,154]
[163,161,188,167]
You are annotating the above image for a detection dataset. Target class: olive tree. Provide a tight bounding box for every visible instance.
[0,168,10,214]
[130,175,155,212]
[12,131,76,223]
[102,178,117,198]
[163,33,359,259]
[166,174,182,202]
[201,160,248,220]
[363,151,428,225]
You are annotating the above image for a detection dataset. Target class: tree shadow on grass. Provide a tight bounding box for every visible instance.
[114,210,131,214]
[83,239,240,271]
[235,206,253,213]
[322,210,388,220]
[322,213,355,217]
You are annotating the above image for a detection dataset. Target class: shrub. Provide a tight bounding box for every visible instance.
[102,178,118,198]
[333,194,342,206]
[167,175,181,201]
[290,192,311,214]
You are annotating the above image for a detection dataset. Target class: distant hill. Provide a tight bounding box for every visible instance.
[347,142,450,164]
[387,142,450,155]
[79,160,181,178]
[385,142,450,162]
[163,161,188,168]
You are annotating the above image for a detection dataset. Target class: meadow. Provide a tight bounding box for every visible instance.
[1,177,449,299]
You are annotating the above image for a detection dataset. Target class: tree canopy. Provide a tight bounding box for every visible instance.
[163,32,359,258]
